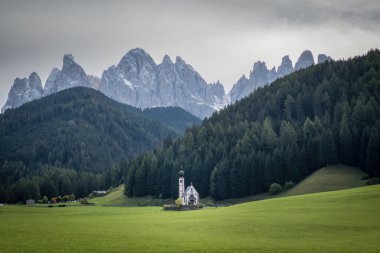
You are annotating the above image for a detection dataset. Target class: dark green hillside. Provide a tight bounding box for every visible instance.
[0,87,177,172]
[125,49,380,200]
[142,107,201,134]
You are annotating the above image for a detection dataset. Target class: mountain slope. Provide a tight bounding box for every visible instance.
[125,49,380,200]
[0,87,199,172]
[142,107,201,134]
[285,165,368,196]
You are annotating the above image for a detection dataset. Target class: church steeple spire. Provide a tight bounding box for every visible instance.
[178,168,185,205]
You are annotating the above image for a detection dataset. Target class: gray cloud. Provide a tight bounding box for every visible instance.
[0,0,379,107]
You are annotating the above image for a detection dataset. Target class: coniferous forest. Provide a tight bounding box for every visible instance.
[0,87,200,203]
[125,50,380,200]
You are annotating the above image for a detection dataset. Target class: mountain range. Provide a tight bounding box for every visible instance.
[1,49,332,118]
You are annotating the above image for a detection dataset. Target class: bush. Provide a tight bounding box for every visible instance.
[62,195,70,202]
[56,196,62,203]
[42,196,48,204]
[175,197,183,207]
[367,177,380,185]
[269,183,283,195]
[283,181,295,191]
[50,197,57,204]
[48,204,54,208]
[69,194,76,201]
[80,198,88,205]
[37,200,43,204]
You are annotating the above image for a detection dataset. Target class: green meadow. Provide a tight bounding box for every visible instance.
[1,185,379,253]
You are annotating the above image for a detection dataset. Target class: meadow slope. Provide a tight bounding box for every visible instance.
[285,165,367,196]
[0,185,379,252]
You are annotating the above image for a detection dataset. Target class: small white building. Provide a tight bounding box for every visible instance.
[178,170,199,206]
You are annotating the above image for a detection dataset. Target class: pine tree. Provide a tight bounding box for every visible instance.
[366,122,380,176]
[319,129,338,166]
[339,113,355,165]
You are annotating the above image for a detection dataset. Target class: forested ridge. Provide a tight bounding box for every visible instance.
[125,50,380,200]
[0,87,200,203]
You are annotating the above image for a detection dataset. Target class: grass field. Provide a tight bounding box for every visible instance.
[285,165,367,196]
[1,185,379,253]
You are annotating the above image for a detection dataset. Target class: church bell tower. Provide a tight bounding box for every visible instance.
[178,170,185,204]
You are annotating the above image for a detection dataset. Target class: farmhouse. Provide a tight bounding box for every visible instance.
[178,170,199,206]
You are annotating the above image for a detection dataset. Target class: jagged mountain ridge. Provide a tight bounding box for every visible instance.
[229,51,333,103]
[100,48,226,118]
[2,49,332,116]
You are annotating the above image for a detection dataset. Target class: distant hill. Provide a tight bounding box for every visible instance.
[0,87,199,172]
[285,165,368,196]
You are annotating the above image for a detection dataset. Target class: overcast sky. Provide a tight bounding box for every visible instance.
[0,0,379,107]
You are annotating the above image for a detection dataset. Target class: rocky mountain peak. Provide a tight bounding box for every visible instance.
[43,54,91,95]
[63,54,75,67]
[162,55,173,65]
[252,61,268,74]
[277,55,293,78]
[239,74,248,82]
[250,61,270,83]
[318,54,333,64]
[118,48,156,72]
[1,72,44,113]
[294,50,315,71]
[175,56,187,66]
[29,72,42,89]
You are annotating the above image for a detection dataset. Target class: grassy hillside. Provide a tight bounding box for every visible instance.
[1,185,379,252]
[90,185,172,206]
[286,165,368,196]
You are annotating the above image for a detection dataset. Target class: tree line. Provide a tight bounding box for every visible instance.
[0,160,129,203]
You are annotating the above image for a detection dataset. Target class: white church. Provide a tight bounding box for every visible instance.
[178,170,199,206]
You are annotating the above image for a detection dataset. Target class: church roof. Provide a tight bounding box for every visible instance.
[185,183,198,194]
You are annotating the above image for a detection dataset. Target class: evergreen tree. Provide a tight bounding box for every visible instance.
[366,122,380,176]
